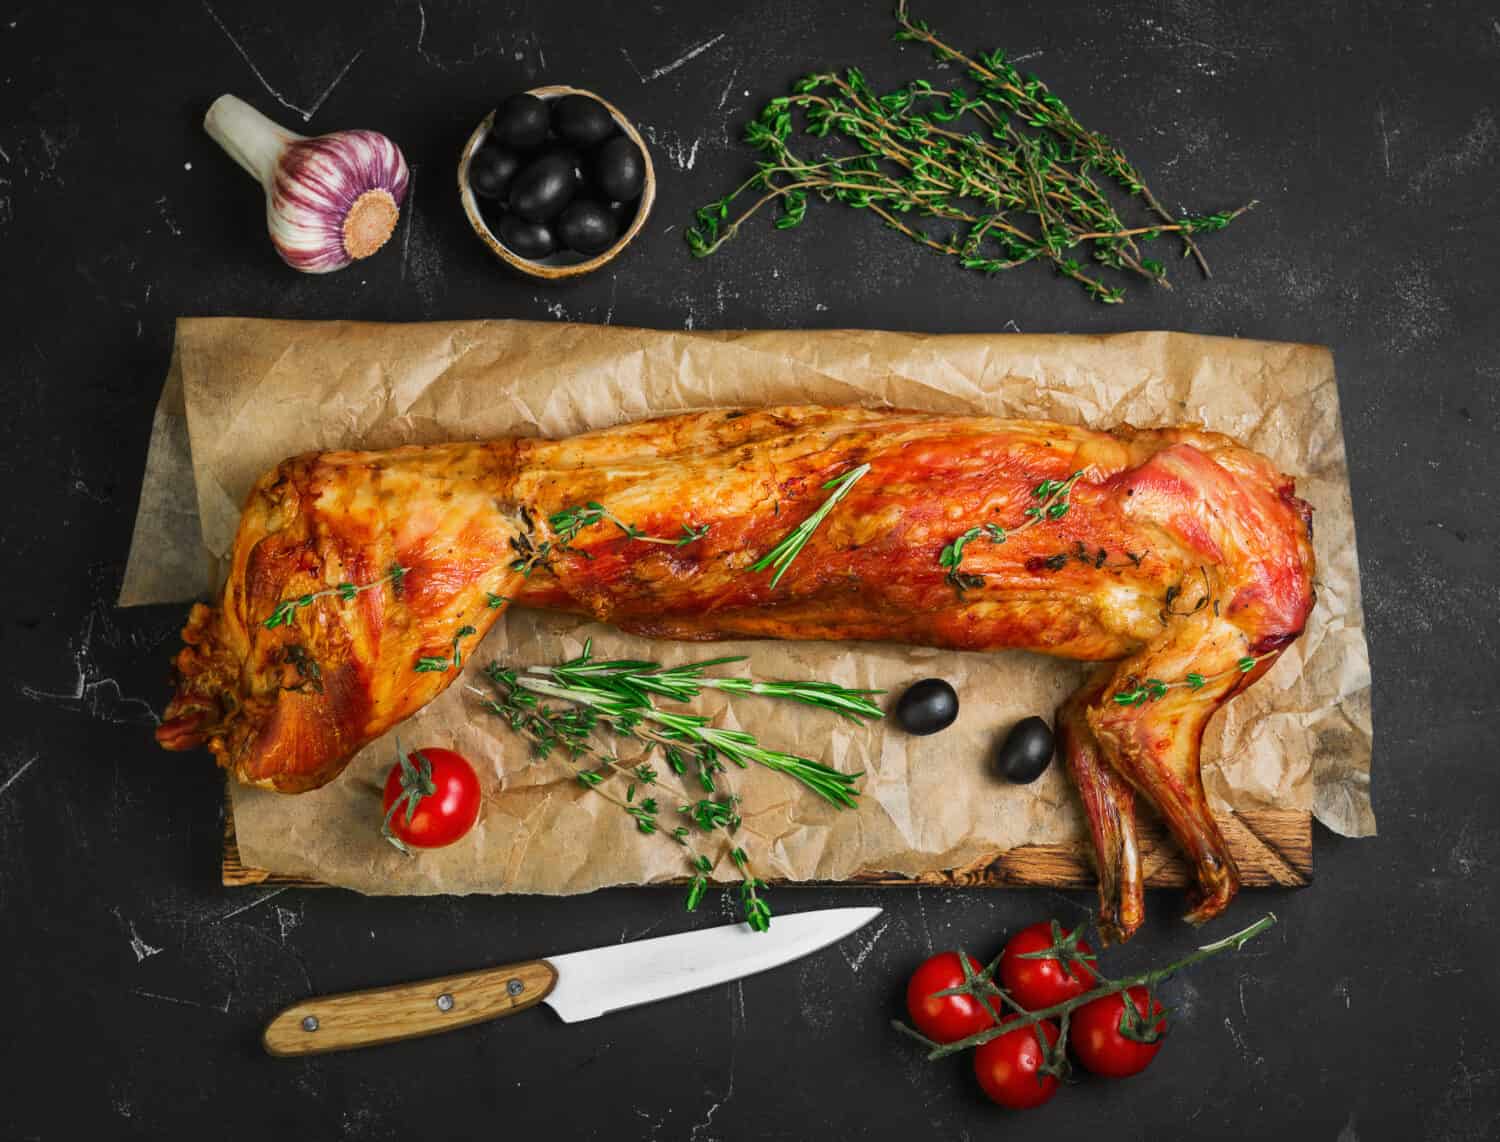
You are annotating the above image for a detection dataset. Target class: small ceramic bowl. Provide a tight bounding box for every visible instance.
[459,85,656,280]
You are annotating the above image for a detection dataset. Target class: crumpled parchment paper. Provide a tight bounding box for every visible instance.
[121,318,1374,894]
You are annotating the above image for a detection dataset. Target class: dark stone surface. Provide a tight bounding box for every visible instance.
[2,1,1496,1138]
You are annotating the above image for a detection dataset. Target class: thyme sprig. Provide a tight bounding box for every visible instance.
[414,625,477,673]
[750,463,871,588]
[938,471,1083,590]
[894,913,1276,1062]
[687,3,1251,303]
[549,502,711,550]
[1110,653,1275,706]
[263,564,408,630]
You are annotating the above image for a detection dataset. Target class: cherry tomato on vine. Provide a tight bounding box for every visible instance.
[905,952,998,1043]
[1070,986,1167,1078]
[972,1016,1061,1110]
[999,920,1100,1010]
[381,746,482,851]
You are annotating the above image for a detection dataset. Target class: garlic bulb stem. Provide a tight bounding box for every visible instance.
[204,95,299,184]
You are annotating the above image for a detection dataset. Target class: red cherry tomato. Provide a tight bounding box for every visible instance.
[999,920,1099,1010]
[972,1016,1061,1110]
[1070,986,1167,1078]
[905,952,998,1043]
[381,746,482,850]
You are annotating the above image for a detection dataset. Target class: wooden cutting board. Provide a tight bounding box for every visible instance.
[222,795,1311,891]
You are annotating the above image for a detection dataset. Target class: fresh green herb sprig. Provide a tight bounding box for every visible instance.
[1110,653,1274,706]
[732,846,772,933]
[263,564,408,630]
[549,502,710,550]
[686,3,1252,304]
[526,651,885,722]
[415,625,477,673]
[894,914,1276,1062]
[939,471,1083,590]
[750,463,871,588]
[476,661,772,928]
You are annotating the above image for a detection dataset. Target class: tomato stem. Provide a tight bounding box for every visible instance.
[897,913,1277,1061]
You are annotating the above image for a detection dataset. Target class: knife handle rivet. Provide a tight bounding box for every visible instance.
[506,979,525,997]
[301,1015,319,1032]
[436,993,455,1013]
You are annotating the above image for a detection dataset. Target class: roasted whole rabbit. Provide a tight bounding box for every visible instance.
[158,406,1314,938]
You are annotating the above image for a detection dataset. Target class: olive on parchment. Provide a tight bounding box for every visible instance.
[996,716,1055,783]
[592,134,646,203]
[557,200,618,256]
[895,678,959,736]
[552,94,617,148]
[509,152,581,222]
[496,214,557,260]
[493,92,550,149]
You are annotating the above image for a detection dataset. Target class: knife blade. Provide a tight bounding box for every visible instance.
[262,906,881,1056]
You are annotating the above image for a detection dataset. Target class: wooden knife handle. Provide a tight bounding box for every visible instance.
[262,959,558,1057]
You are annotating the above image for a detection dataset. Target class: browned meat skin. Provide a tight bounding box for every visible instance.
[157,405,1316,931]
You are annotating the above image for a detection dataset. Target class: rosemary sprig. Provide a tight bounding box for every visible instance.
[687,4,1251,304]
[527,646,885,722]
[893,913,1277,1062]
[475,667,773,928]
[263,564,408,629]
[549,502,710,549]
[415,625,477,673]
[1110,653,1274,705]
[750,463,871,588]
[938,471,1083,590]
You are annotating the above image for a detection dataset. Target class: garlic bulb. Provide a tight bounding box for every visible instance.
[204,94,410,273]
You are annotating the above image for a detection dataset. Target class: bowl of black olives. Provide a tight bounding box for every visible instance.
[459,86,654,279]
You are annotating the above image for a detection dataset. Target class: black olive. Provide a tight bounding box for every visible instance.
[557,199,619,256]
[551,94,617,148]
[894,678,959,736]
[470,143,521,200]
[509,152,581,222]
[996,716,1055,784]
[608,198,638,232]
[592,135,646,203]
[493,93,550,149]
[496,214,557,260]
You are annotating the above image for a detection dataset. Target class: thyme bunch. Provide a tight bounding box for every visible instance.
[687,3,1252,303]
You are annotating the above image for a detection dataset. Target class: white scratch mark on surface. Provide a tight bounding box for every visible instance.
[202,3,360,122]
[689,1050,735,1141]
[1376,103,1392,176]
[1010,50,1044,63]
[1003,318,1021,333]
[0,143,10,163]
[913,888,934,953]
[839,915,891,974]
[716,68,740,110]
[414,0,446,70]
[115,910,164,963]
[399,167,416,280]
[1334,977,1352,1009]
[1336,1112,1359,1142]
[133,988,232,1014]
[641,33,726,82]
[19,612,160,726]
[1222,1016,1263,1067]
[275,904,302,943]
[0,755,38,800]
[730,978,746,1032]
[304,50,364,120]
[211,886,288,923]
[155,196,181,237]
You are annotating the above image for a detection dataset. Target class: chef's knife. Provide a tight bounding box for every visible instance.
[263,905,881,1056]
